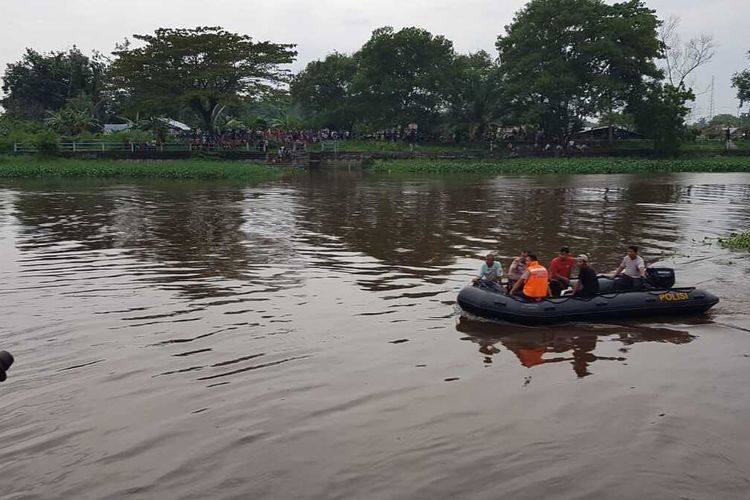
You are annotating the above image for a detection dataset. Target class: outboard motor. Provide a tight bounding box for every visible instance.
[0,351,14,382]
[646,267,676,289]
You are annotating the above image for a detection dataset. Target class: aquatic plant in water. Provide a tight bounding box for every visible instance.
[718,233,750,251]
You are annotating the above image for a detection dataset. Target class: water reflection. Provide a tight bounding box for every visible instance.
[457,317,694,378]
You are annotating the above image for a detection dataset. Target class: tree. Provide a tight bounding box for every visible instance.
[629,83,693,155]
[350,27,456,130]
[109,26,296,134]
[445,51,505,142]
[496,0,662,143]
[659,15,715,91]
[732,50,750,107]
[708,114,740,127]
[290,52,357,129]
[1,47,108,121]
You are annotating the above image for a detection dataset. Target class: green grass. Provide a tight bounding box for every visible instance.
[718,233,750,251]
[369,157,750,175]
[0,157,297,181]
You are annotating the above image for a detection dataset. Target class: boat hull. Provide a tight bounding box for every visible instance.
[457,281,720,325]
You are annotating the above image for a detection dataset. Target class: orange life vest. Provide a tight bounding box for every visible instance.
[523,261,549,298]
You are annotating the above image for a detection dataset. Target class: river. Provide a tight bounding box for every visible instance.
[1,170,749,499]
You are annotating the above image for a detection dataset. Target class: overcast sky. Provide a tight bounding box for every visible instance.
[1,0,748,119]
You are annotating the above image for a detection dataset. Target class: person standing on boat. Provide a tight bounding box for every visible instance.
[613,245,647,289]
[509,253,550,300]
[507,250,529,291]
[473,253,503,283]
[572,254,599,297]
[549,246,575,296]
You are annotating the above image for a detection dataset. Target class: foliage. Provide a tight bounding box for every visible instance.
[658,15,714,90]
[707,114,743,127]
[1,47,108,121]
[290,52,357,129]
[350,27,456,130]
[629,83,694,156]
[496,0,662,143]
[444,51,505,142]
[34,130,60,156]
[0,157,297,181]
[732,50,750,107]
[718,233,750,251]
[45,99,101,136]
[368,157,750,175]
[596,111,636,131]
[0,114,47,152]
[109,26,297,134]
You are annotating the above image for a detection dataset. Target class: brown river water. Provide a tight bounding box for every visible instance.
[1,170,750,499]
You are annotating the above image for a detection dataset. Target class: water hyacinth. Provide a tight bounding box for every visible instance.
[719,233,750,250]
[0,157,297,181]
[370,157,750,175]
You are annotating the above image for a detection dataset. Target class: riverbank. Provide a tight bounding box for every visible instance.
[0,157,297,181]
[369,157,750,175]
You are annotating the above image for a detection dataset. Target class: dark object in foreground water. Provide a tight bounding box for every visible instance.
[458,277,719,325]
[0,351,14,382]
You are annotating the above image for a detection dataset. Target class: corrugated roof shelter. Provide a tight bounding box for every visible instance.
[574,126,643,140]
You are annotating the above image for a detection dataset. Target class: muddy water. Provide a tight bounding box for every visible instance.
[1,171,749,499]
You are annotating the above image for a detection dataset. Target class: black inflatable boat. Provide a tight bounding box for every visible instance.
[457,269,719,325]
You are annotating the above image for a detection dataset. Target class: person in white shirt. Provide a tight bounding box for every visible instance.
[473,253,503,283]
[613,245,646,290]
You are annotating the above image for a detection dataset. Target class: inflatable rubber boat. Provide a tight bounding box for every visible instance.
[457,268,719,325]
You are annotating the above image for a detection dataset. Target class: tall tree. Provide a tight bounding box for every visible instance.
[732,50,750,107]
[445,51,505,142]
[290,53,357,129]
[658,15,715,90]
[350,27,456,130]
[109,26,296,134]
[629,82,693,155]
[1,47,108,121]
[496,0,662,143]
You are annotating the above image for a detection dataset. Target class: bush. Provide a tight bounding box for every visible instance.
[718,233,750,250]
[35,131,60,156]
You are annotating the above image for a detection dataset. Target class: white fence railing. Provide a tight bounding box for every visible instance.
[12,142,270,154]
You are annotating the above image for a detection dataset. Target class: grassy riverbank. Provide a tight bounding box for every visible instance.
[370,157,750,175]
[0,157,296,181]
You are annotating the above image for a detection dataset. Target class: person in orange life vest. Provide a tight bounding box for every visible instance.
[509,253,550,300]
[549,246,575,296]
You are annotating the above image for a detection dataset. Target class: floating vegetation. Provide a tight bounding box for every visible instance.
[370,157,750,175]
[0,157,297,181]
[718,233,750,251]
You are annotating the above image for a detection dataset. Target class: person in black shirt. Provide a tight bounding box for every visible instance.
[573,254,599,297]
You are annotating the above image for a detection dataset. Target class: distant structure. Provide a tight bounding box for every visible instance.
[708,75,715,121]
[574,126,643,141]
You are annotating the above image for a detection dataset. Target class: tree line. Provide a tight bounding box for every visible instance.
[1,0,748,155]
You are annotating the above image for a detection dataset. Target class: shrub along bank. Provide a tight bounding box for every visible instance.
[369,157,750,175]
[0,157,296,181]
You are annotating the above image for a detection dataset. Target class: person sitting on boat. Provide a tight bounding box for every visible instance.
[507,250,529,291]
[473,253,503,283]
[509,253,550,300]
[572,254,599,297]
[549,246,575,296]
[613,245,646,290]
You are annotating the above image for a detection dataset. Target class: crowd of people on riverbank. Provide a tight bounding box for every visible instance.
[183,128,353,151]
[473,245,647,300]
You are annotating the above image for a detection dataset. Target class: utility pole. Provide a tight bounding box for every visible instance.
[708,76,715,121]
